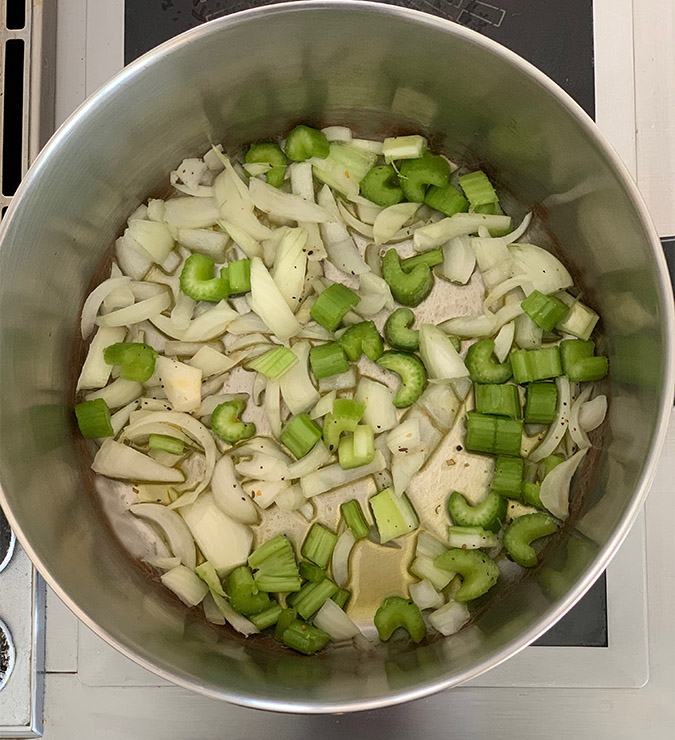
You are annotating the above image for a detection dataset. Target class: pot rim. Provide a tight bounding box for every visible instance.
[1,0,673,714]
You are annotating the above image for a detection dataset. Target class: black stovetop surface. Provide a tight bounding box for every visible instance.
[123,0,607,649]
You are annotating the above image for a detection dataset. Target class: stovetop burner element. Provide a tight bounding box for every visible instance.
[0,620,15,693]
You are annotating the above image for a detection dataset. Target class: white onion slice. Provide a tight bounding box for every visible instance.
[81,277,132,338]
[130,502,196,570]
[332,529,356,587]
[568,385,594,449]
[439,235,475,284]
[529,376,571,462]
[264,379,282,438]
[540,448,588,520]
[493,321,515,363]
[313,598,362,642]
[373,202,419,245]
[409,579,444,610]
[579,394,607,432]
[96,291,171,328]
[248,256,301,342]
[337,200,374,238]
[249,177,331,223]
[76,326,126,391]
[429,600,470,636]
[502,211,533,244]
[509,243,573,295]
[93,439,184,482]
[86,378,143,409]
[419,324,469,380]
[160,565,208,606]
[122,412,216,495]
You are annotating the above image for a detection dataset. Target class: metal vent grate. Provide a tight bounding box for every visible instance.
[0,0,55,218]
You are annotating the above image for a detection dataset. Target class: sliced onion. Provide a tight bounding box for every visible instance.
[502,211,533,244]
[144,555,182,570]
[123,412,216,495]
[354,272,394,316]
[86,378,143,409]
[130,502,196,569]
[163,196,220,230]
[96,291,171,328]
[274,484,306,512]
[568,385,594,449]
[115,230,154,280]
[579,395,608,432]
[287,442,334,479]
[300,451,386,498]
[249,177,331,223]
[234,450,290,483]
[313,598,362,642]
[438,235,475,284]
[271,228,307,312]
[289,161,315,201]
[337,200,374,238]
[322,125,353,142]
[180,301,239,342]
[76,326,126,391]
[439,313,496,338]
[160,565,208,606]
[242,480,289,509]
[529,376,571,462]
[128,220,175,263]
[355,377,397,433]
[202,592,226,625]
[93,439,184,483]
[264,379,282,438]
[81,277,132,338]
[214,164,272,242]
[373,202,419,245]
[409,579,444,610]
[493,321,515,363]
[279,341,320,415]
[210,591,259,635]
[429,600,470,636]
[419,324,469,379]
[364,243,383,276]
[332,529,356,587]
[317,186,369,275]
[509,243,573,295]
[249,256,301,342]
[177,228,229,260]
[540,448,588,520]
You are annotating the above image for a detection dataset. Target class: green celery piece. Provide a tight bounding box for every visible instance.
[374,596,425,643]
[103,342,157,382]
[446,490,507,533]
[245,143,287,188]
[465,339,512,384]
[458,170,499,207]
[381,249,433,307]
[398,152,451,203]
[376,351,427,407]
[309,342,350,380]
[180,253,229,302]
[280,414,322,459]
[301,523,338,569]
[559,339,609,382]
[74,398,114,438]
[338,321,384,362]
[211,399,256,443]
[322,398,364,453]
[226,565,272,616]
[434,549,500,601]
[383,307,419,351]
[360,165,403,207]
[504,513,558,568]
[284,125,330,161]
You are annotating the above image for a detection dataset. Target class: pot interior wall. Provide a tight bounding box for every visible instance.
[0,3,670,711]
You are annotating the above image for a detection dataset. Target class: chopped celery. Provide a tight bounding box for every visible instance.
[148,434,184,455]
[360,165,403,207]
[447,490,507,533]
[458,170,499,207]
[338,321,384,362]
[74,398,114,438]
[435,549,500,601]
[510,347,563,384]
[382,135,427,161]
[398,152,451,202]
[299,561,326,583]
[369,487,419,543]
[465,412,523,457]
[465,339,512,384]
[374,595,425,643]
[301,523,338,569]
[280,413,322,459]
[424,182,469,216]
[340,499,370,540]
[246,346,298,379]
[504,513,558,567]
[281,619,330,655]
[249,603,283,630]
[211,399,256,443]
[521,481,543,508]
[284,125,330,161]
[474,383,521,418]
[310,284,360,331]
[491,456,524,497]
[103,342,157,382]
[338,424,375,470]
[401,248,444,272]
[560,339,609,382]
[377,351,427,407]
[224,258,251,294]
[292,579,338,620]
[248,534,302,593]
[381,249,434,306]
[245,143,287,188]
[524,382,558,424]
[322,398,364,453]
[332,588,351,610]
[447,526,500,550]
[521,290,570,331]
[384,307,419,351]
[226,565,272,616]
[180,253,229,302]
[309,342,349,380]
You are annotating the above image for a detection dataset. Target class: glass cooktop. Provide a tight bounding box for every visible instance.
[122,0,606,648]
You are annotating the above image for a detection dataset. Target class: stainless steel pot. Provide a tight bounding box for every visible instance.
[0,1,672,713]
